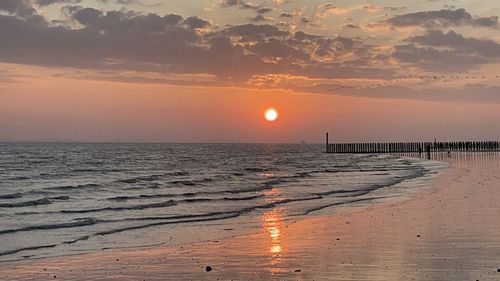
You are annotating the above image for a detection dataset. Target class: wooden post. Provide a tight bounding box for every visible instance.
[326,132,329,153]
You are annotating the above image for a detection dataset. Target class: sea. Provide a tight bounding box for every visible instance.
[0,143,447,262]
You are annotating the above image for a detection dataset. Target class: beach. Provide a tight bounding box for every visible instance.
[1,152,499,280]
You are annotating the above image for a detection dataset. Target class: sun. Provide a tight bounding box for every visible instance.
[264,108,278,122]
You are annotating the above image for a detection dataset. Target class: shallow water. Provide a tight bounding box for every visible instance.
[0,143,446,261]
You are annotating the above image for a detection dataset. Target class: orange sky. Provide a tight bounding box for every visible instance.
[1,69,499,143]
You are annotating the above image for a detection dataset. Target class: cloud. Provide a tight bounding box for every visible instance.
[220,0,240,7]
[279,12,293,18]
[392,29,500,71]
[97,0,143,4]
[1,2,498,102]
[115,0,142,4]
[387,8,498,28]
[271,0,292,4]
[332,84,500,104]
[256,7,272,14]
[36,0,82,6]
[183,16,211,29]
[408,30,500,58]
[0,0,37,17]
[361,4,382,13]
[393,44,488,71]
[0,4,392,85]
[344,23,360,29]
[0,10,206,71]
[316,3,349,18]
[220,0,258,10]
[249,14,274,22]
[222,23,287,39]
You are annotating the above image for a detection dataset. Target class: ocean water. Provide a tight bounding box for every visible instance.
[0,143,446,262]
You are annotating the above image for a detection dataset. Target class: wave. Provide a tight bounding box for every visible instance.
[63,194,264,214]
[0,192,24,199]
[0,198,51,208]
[107,193,262,202]
[0,177,430,259]
[314,167,427,198]
[45,183,100,191]
[116,172,189,184]
[167,171,189,176]
[243,167,267,172]
[0,244,58,257]
[118,174,163,184]
[91,196,322,236]
[7,176,30,180]
[302,197,387,215]
[50,195,70,201]
[0,189,55,201]
[1,195,293,236]
[179,195,262,203]
[60,199,177,214]
[72,168,125,173]
[169,178,214,186]
[0,218,99,235]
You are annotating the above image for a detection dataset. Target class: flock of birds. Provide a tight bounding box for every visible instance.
[327,73,500,92]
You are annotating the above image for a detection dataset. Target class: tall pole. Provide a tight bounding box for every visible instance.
[326,132,329,153]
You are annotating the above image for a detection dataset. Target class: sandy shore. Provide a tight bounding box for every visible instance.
[1,153,500,280]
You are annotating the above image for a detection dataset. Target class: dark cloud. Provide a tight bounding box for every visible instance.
[0,0,36,17]
[300,17,311,24]
[71,7,104,25]
[332,84,500,104]
[36,0,82,6]
[0,3,497,97]
[115,0,142,4]
[391,26,500,71]
[256,7,272,14]
[249,14,273,22]
[222,24,287,40]
[384,6,407,12]
[0,10,205,72]
[239,2,259,10]
[249,37,304,58]
[98,0,143,4]
[183,16,211,29]
[279,12,293,18]
[408,30,500,58]
[220,0,240,6]
[221,0,258,10]
[0,4,392,85]
[393,44,488,71]
[387,8,498,28]
[344,23,360,29]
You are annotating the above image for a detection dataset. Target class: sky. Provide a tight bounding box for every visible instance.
[0,0,499,143]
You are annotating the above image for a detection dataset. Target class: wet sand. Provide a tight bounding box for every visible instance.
[1,153,500,280]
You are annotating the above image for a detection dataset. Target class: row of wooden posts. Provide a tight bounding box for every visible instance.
[325,133,500,154]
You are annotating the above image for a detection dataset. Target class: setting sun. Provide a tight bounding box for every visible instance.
[264,108,279,122]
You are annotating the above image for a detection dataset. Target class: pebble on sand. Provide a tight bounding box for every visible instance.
[205,266,212,272]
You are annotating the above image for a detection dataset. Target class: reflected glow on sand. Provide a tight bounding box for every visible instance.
[263,208,283,255]
[262,188,285,255]
[262,207,287,276]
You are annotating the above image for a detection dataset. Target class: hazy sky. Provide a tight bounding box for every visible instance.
[1,0,499,142]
